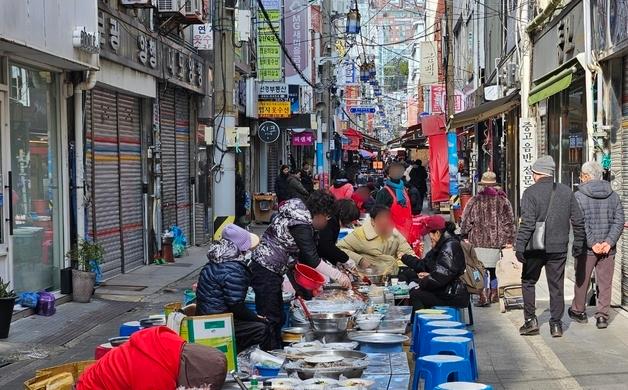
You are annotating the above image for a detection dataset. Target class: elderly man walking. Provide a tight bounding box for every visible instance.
[568,161,624,329]
[515,156,585,337]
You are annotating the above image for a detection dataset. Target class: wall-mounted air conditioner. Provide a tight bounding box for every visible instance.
[183,0,204,23]
[121,0,156,8]
[157,0,183,14]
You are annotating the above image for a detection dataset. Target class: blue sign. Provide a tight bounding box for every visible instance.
[350,106,376,114]
[447,132,460,209]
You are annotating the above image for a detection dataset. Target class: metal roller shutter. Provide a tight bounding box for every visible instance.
[117,94,144,272]
[268,141,279,193]
[160,86,177,231]
[621,57,628,306]
[87,87,122,278]
[86,87,144,278]
[175,89,191,240]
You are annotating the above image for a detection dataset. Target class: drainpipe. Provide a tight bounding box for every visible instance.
[582,0,601,162]
[74,70,98,243]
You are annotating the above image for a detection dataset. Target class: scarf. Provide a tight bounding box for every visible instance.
[385,179,407,206]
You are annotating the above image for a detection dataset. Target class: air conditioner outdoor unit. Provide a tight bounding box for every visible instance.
[121,0,156,8]
[157,0,183,14]
[183,0,204,23]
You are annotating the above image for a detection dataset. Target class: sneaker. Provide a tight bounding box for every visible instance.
[568,307,588,324]
[519,317,540,335]
[550,322,563,337]
[596,317,608,329]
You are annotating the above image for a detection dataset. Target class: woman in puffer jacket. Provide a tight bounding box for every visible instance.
[195,224,269,352]
[400,215,469,313]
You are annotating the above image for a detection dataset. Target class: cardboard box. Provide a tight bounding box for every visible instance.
[167,312,237,371]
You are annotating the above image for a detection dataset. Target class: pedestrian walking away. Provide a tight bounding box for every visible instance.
[515,156,585,338]
[569,161,624,329]
[376,161,414,243]
[461,170,516,307]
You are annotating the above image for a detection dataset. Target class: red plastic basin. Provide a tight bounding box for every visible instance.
[294,263,325,291]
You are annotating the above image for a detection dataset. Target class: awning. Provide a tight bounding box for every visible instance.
[528,66,577,105]
[450,90,520,129]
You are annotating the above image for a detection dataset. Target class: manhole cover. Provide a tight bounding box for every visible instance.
[97,284,147,291]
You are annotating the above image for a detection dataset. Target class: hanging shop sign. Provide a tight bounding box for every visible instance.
[447,132,460,209]
[192,24,213,50]
[430,85,464,114]
[258,121,281,143]
[419,41,438,85]
[284,0,310,85]
[350,106,376,114]
[98,10,205,93]
[258,101,291,118]
[291,131,314,146]
[519,118,538,191]
[257,0,282,81]
[258,83,289,100]
[289,85,300,113]
[73,26,100,53]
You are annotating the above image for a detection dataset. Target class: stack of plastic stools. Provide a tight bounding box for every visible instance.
[433,306,463,322]
[412,309,446,351]
[429,336,478,380]
[435,382,493,390]
[414,355,474,390]
[429,328,473,339]
[412,314,453,354]
[419,320,465,356]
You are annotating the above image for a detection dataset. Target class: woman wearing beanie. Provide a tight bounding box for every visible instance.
[195,224,270,352]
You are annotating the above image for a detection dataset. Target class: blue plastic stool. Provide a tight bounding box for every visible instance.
[413,355,474,390]
[412,314,453,354]
[435,382,493,390]
[419,320,465,357]
[429,336,478,380]
[429,328,473,338]
[119,321,142,337]
[433,306,463,322]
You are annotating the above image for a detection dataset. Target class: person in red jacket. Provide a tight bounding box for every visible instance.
[76,326,227,390]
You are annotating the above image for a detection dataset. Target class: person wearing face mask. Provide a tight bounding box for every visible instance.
[400,215,470,313]
[375,162,414,243]
[337,204,415,275]
[250,190,352,350]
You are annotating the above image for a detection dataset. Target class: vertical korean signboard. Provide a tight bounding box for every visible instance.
[447,132,460,209]
[257,0,282,81]
[284,0,310,84]
[519,119,537,192]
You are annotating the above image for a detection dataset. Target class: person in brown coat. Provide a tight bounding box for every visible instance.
[461,171,516,306]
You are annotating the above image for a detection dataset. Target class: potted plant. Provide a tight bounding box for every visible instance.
[0,277,16,339]
[66,239,104,303]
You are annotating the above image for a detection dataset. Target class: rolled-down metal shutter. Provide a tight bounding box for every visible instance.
[268,141,279,193]
[117,94,144,272]
[175,90,191,240]
[160,86,177,231]
[621,57,628,306]
[86,87,144,278]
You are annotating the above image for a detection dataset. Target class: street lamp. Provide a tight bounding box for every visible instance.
[346,8,361,35]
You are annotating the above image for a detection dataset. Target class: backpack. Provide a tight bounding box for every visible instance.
[459,241,487,294]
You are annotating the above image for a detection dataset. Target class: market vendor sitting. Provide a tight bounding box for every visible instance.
[76,326,227,390]
[195,224,269,353]
[399,215,470,313]
[337,204,415,275]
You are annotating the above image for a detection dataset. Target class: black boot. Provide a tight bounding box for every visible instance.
[568,308,587,324]
[519,317,540,335]
[550,322,563,337]
[596,317,608,329]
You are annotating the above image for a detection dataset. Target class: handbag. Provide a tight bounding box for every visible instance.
[526,183,556,251]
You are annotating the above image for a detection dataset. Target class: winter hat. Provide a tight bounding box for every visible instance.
[221,224,260,252]
[425,215,447,232]
[531,156,555,176]
[479,170,498,186]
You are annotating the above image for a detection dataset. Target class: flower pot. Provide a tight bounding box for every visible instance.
[0,296,16,339]
[72,269,96,303]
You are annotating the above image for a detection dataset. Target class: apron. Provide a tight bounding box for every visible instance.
[385,186,414,244]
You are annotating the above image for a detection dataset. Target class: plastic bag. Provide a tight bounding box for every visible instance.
[89,259,103,284]
[20,292,40,309]
[169,225,187,258]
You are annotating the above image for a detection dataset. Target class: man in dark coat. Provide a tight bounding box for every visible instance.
[300,162,315,193]
[515,156,585,338]
[569,161,624,329]
[196,224,269,352]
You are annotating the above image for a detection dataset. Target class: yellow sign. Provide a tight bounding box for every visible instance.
[258,101,291,118]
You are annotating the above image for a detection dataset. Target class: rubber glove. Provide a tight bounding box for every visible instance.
[315,261,352,288]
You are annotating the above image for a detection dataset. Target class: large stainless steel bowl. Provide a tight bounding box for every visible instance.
[310,312,351,332]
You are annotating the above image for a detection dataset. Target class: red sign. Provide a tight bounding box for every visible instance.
[291,131,314,146]
[344,85,360,113]
[430,84,464,114]
[310,5,321,33]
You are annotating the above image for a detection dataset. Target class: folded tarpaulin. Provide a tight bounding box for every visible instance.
[428,133,449,202]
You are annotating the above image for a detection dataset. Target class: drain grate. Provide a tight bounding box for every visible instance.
[98,284,147,291]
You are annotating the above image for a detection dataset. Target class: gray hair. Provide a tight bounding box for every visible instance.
[581,161,603,180]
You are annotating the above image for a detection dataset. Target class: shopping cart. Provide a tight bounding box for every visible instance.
[495,248,524,313]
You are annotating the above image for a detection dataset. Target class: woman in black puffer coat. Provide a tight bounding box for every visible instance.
[400,216,469,313]
[196,224,269,352]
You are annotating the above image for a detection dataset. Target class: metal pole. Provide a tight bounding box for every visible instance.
[212,0,236,237]
[318,0,333,187]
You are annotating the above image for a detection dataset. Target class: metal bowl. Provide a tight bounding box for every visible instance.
[310,312,351,332]
[301,350,367,360]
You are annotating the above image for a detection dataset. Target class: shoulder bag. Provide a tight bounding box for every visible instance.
[526,183,556,251]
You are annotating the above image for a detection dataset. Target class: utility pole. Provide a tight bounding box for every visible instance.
[317,0,333,187]
[212,0,236,237]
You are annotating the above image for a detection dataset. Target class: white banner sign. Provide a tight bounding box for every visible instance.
[519,118,538,192]
[420,41,438,85]
[258,82,289,100]
[192,24,213,50]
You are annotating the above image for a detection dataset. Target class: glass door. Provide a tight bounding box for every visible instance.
[8,63,61,293]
